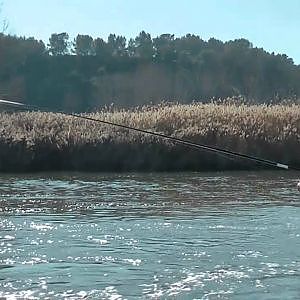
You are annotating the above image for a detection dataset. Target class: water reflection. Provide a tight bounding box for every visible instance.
[1,171,299,217]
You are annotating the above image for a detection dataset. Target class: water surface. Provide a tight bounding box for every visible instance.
[0,171,300,299]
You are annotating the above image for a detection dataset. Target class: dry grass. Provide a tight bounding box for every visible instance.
[0,99,299,171]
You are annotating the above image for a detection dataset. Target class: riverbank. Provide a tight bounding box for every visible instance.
[0,101,299,172]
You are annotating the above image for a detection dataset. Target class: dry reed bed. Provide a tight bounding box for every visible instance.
[0,102,299,171]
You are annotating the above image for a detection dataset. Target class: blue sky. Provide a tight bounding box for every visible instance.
[2,0,300,64]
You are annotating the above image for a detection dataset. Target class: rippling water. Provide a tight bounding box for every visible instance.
[0,171,300,299]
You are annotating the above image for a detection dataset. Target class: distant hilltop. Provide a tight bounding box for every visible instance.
[0,32,299,112]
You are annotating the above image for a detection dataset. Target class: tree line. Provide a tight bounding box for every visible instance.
[0,31,299,111]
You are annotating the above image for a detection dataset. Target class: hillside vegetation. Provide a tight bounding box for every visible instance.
[0,32,300,111]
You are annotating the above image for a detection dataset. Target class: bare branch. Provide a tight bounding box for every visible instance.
[0,1,8,33]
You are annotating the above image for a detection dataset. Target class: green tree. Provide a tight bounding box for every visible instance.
[127,38,136,57]
[132,31,154,60]
[93,37,110,58]
[107,34,127,57]
[174,34,205,56]
[74,34,94,56]
[207,38,224,49]
[48,32,69,55]
[153,34,176,62]
[174,34,205,67]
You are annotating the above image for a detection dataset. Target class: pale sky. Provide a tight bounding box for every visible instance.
[2,0,300,64]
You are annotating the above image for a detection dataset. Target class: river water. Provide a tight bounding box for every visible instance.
[0,171,299,299]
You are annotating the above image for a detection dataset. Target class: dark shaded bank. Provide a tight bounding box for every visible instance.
[0,102,299,172]
[0,139,298,173]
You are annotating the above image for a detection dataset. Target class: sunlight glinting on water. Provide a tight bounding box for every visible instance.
[0,172,300,299]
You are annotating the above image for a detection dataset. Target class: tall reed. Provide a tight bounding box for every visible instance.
[0,100,299,171]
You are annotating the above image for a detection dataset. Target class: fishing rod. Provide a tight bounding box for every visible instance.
[1,99,300,172]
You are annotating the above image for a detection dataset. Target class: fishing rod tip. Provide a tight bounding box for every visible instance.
[0,99,24,106]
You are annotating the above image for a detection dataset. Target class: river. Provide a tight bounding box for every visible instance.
[0,171,300,299]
